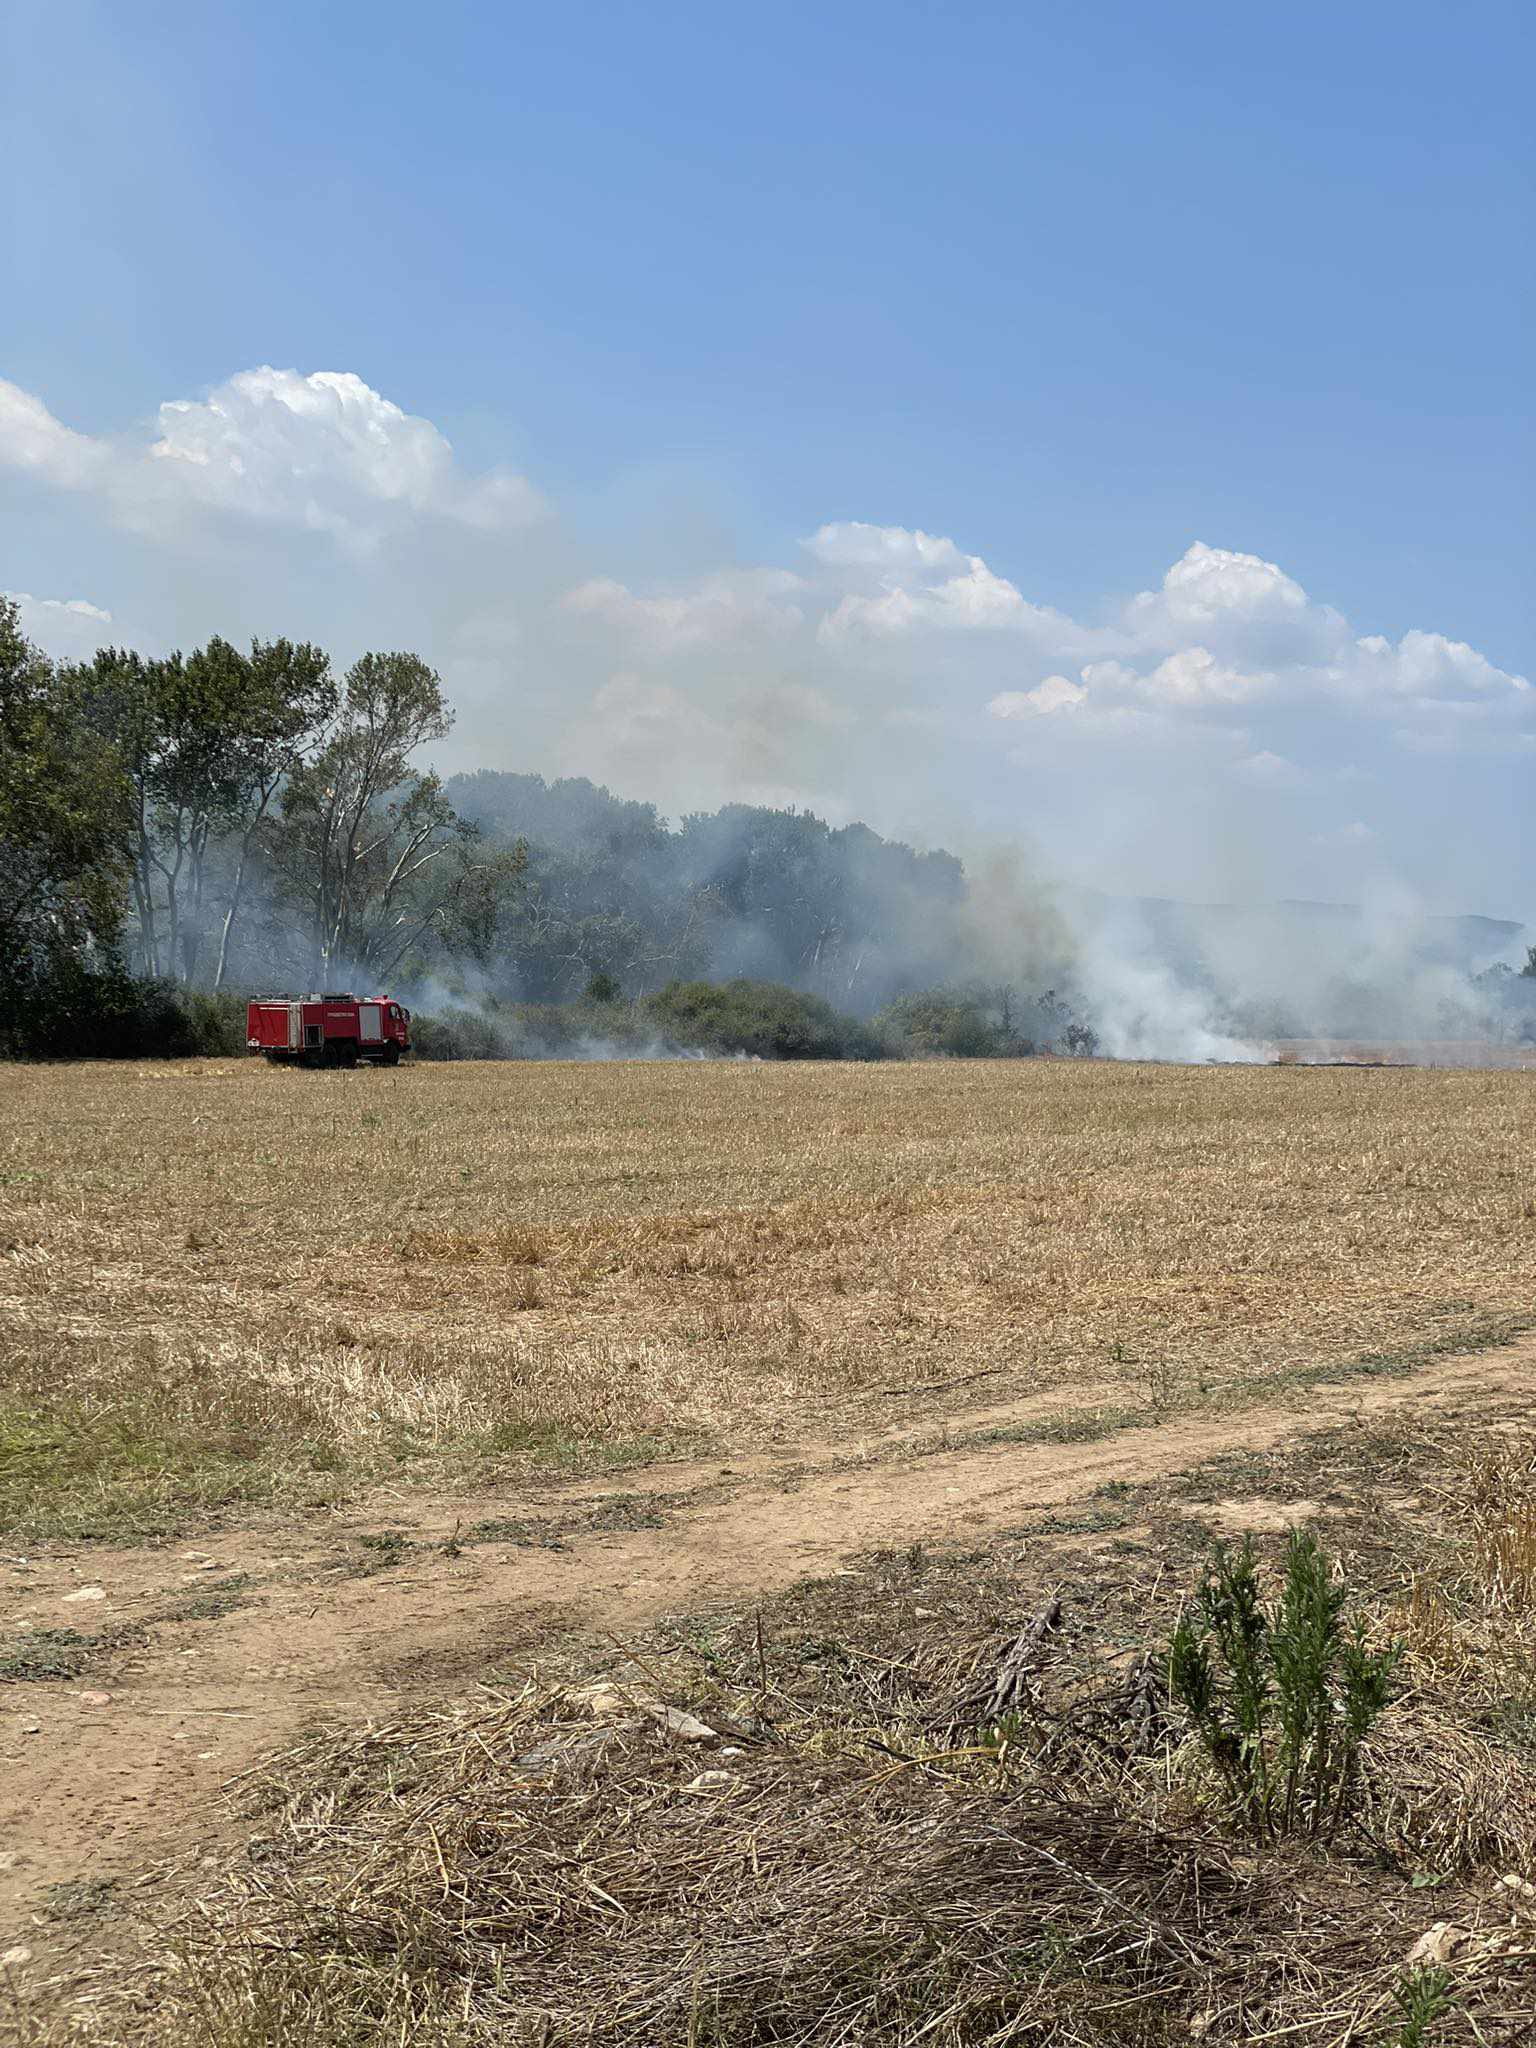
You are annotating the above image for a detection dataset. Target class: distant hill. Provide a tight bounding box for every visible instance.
[1124,896,1525,973]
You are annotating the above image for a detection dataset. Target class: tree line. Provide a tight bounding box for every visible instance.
[2,599,534,1053]
[4,598,1097,1059]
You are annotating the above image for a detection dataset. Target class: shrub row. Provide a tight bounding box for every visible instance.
[2,963,1099,1065]
[0,960,249,1061]
[411,979,887,1062]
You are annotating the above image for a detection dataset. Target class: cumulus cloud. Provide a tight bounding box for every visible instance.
[563,568,803,654]
[989,675,1086,718]
[977,540,1529,744]
[8,590,111,626]
[557,521,1528,823]
[804,521,1075,644]
[0,368,542,549]
[1133,540,1309,627]
[1,369,1528,901]
[1234,750,1304,788]
[1350,628,1529,702]
[5,589,116,659]
[0,382,109,490]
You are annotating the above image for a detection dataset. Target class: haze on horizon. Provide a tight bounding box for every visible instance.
[2,0,1530,923]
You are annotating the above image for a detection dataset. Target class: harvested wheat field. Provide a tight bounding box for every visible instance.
[4,1055,1536,2045]
[2,1055,1533,1537]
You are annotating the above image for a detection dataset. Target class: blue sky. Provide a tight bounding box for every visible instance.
[2,0,1531,915]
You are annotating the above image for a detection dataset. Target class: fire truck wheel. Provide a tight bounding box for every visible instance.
[381,1045,401,1066]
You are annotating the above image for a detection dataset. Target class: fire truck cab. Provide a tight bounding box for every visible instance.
[246,993,411,1067]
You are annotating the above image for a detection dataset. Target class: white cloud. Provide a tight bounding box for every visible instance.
[994,647,1266,720]
[804,522,967,576]
[1234,749,1303,787]
[989,675,1086,718]
[1314,819,1376,845]
[2,364,1529,884]
[1136,540,1309,626]
[575,522,1530,794]
[981,587,1526,743]
[563,568,803,653]
[805,521,1074,644]
[0,381,108,489]
[1349,628,1529,702]
[8,590,111,625]
[0,368,543,549]
[1138,646,1268,706]
[1125,541,1346,671]
[6,589,115,657]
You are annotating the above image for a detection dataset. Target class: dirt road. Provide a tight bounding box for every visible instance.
[4,1338,1533,1937]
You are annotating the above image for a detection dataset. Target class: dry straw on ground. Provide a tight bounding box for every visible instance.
[29,1417,1536,2047]
[1,1056,1533,1534]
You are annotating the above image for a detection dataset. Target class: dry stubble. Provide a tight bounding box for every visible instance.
[0,1055,1531,1535]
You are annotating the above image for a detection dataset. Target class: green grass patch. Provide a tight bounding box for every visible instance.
[468,1489,671,1551]
[346,1532,418,1575]
[40,1878,119,1924]
[0,1626,125,1682]
[0,1399,328,1543]
[471,1419,698,1475]
[153,1574,256,1624]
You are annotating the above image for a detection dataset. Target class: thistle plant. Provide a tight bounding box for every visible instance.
[1169,1530,1401,1841]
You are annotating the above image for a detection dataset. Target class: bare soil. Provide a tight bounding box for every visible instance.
[5,1331,1533,1945]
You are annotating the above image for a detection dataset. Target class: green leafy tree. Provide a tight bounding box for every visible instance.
[73,637,335,985]
[278,652,510,983]
[0,597,132,1044]
[70,645,168,977]
[207,638,335,989]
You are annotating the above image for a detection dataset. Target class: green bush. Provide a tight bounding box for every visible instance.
[1169,1529,1400,1841]
[642,978,887,1060]
[408,979,889,1062]
[175,990,250,1055]
[408,1005,518,1061]
[0,958,248,1061]
[874,984,1098,1059]
[877,989,1008,1057]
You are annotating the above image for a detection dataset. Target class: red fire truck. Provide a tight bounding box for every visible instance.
[246,993,412,1067]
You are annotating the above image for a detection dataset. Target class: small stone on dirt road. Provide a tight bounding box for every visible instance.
[77,1690,112,1707]
[61,1586,106,1604]
[0,1948,31,1970]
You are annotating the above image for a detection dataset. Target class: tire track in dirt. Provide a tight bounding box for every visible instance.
[3,1337,1533,1937]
